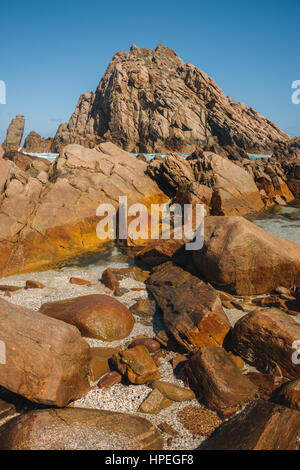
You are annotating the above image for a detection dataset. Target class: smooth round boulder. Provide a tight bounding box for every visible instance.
[40,294,134,341]
[0,408,164,450]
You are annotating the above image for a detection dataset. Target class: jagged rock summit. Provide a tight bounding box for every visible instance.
[51,44,288,153]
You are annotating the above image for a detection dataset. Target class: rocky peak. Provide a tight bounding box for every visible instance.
[51,44,288,153]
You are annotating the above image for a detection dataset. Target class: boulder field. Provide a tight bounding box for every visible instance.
[0,260,299,450]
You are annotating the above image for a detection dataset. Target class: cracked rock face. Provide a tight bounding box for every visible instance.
[0,142,168,277]
[51,44,288,153]
[22,131,53,153]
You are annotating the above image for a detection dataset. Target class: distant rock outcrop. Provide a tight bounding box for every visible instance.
[51,44,288,153]
[23,131,53,153]
[2,114,25,152]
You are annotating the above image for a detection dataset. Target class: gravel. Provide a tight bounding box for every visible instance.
[0,253,208,450]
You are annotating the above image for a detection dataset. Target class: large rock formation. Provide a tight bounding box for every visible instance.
[51,44,288,153]
[148,151,265,216]
[146,262,231,352]
[147,147,300,213]
[2,114,25,152]
[192,216,300,295]
[0,298,90,406]
[22,131,53,153]
[0,142,168,277]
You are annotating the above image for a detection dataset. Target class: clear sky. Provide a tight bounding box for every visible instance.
[0,0,299,143]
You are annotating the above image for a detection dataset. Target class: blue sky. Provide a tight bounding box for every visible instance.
[0,0,299,143]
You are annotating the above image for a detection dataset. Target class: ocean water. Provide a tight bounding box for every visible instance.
[250,199,300,244]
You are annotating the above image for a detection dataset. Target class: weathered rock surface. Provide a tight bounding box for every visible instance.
[0,141,168,277]
[231,310,300,379]
[0,408,164,450]
[130,299,157,319]
[0,298,90,406]
[147,143,300,213]
[150,380,196,402]
[51,44,287,154]
[22,131,53,153]
[193,216,300,295]
[128,337,161,353]
[148,151,264,216]
[146,262,230,352]
[101,266,149,291]
[25,280,45,289]
[275,379,300,411]
[113,345,161,384]
[135,238,185,267]
[2,115,25,152]
[138,389,172,414]
[191,152,264,215]
[185,346,258,417]
[89,347,120,381]
[98,371,122,389]
[245,372,288,400]
[2,150,51,173]
[199,399,300,450]
[40,294,134,341]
